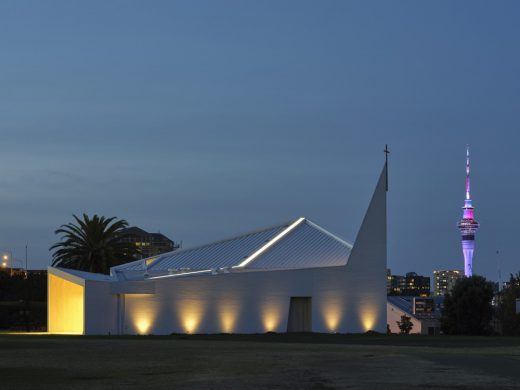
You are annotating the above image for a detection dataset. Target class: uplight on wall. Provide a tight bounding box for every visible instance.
[322,300,343,332]
[126,294,158,335]
[183,317,199,333]
[176,299,205,334]
[360,307,377,332]
[218,303,238,333]
[135,317,152,334]
[261,302,282,332]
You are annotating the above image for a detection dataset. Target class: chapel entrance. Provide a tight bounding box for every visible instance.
[287,297,312,332]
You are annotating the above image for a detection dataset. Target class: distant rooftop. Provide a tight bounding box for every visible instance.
[387,295,445,321]
[120,227,173,242]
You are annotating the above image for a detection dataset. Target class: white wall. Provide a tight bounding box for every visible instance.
[387,302,422,334]
[118,263,385,335]
[84,281,118,335]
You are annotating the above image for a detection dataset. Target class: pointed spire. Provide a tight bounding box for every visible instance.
[458,145,479,277]
[466,145,471,201]
[347,163,387,271]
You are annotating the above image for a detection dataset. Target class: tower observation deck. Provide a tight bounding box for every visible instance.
[457,146,480,277]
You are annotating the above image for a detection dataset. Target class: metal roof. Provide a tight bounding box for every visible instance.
[111,217,352,279]
[387,296,444,320]
[247,220,351,269]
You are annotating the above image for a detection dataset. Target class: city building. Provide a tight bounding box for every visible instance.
[387,271,430,296]
[433,270,463,296]
[119,227,180,259]
[387,273,405,295]
[403,272,430,296]
[47,164,388,335]
[387,296,443,335]
[457,146,480,277]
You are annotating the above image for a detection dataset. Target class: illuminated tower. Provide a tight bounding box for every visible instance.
[457,146,480,277]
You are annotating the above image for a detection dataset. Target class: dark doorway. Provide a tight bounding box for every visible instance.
[287,297,312,332]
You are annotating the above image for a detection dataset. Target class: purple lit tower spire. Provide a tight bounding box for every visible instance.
[457,146,480,277]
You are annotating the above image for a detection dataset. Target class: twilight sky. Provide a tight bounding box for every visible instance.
[1,1,519,282]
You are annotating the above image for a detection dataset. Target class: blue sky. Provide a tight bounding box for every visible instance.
[1,1,519,282]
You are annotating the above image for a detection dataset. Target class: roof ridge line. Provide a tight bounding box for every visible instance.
[305,219,353,249]
[233,217,306,269]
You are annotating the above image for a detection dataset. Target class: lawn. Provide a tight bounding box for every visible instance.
[1,333,519,389]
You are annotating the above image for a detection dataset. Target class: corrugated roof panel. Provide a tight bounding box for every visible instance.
[246,220,351,269]
[112,258,145,271]
[111,218,355,278]
[144,223,288,271]
[387,296,412,314]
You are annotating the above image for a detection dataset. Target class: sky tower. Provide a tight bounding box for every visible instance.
[457,146,480,277]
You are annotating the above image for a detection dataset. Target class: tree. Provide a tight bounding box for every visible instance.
[441,275,494,335]
[396,315,414,334]
[497,272,520,335]
[50,214,139,274]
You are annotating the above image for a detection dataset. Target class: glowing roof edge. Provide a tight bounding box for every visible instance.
[233,217,306,268]
[148,269,212,280]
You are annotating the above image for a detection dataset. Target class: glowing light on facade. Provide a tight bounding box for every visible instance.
[457,146,480,277]
[234,218,305,268]
[183,317,199,333]
[322,299,343,332]
[263,316,278,332]
[220,313,236,333]
[48,274,84,334]
[218,302,239,333]
[359,294,379,332]
[176,299,205,333]
[360,307,377,332]
[135,318,152,334]
[261,302,282,332]
[126,294,158,335]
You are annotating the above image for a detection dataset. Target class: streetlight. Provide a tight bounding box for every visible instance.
[1,251,12,275]
[0,249,23,277]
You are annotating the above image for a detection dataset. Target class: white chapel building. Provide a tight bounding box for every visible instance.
[48,164,388,335]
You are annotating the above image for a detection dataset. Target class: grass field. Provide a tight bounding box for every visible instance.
[1,333,520,389]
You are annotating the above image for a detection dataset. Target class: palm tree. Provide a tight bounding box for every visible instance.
[50,214,139,274]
